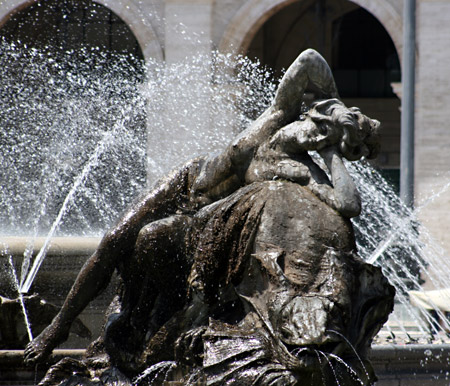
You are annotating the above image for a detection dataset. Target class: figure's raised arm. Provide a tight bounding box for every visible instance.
[191,49,339,203]
[272,49,339,122]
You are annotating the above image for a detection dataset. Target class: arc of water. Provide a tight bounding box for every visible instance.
[326,329,369,381]
[185,368,204,386]
[19,164,57,289]
[133,361,177,384]
[327,353,365,386]
[314,350,328,386]
[368,179,450,265]
[19,130,114,294]
[415,178,450,211]
[5,251,34,341]
[367,228,403,265]
[315,350,341,386]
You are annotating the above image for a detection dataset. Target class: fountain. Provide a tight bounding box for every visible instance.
[1,30,450,385]
[5,46,397,385]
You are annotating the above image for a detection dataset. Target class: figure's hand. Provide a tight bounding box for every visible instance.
[24,334,52,365]
[319,139,368,162]
[339,140,370,161]
[189,190,213,210]
[24,324,66,365]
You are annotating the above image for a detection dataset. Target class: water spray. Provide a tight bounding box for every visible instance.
[20,130,115,294]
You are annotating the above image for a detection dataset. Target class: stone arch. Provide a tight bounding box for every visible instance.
[218,0,402,63]
[218,0,296,56]
[0,0,163,62]
[94,0,163,62]
[348,0,402,63]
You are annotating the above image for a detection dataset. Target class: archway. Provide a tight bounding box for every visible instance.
[0,0,144,65]
[219,0,402,63]
[0,0,163,62]
[222,0,401,188]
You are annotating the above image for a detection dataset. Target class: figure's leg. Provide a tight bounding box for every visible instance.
[127,214,193,327]
[103,215,192,370]
[24,158,204,365]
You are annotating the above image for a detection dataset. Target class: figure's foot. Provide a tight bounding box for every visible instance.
[175,326,207,366]
[24,324,68,365]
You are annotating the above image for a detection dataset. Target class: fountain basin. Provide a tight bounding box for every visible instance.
[0,346,449,385]
[0,237,116,349]
[371,344,450,384]
[1,235,447,385]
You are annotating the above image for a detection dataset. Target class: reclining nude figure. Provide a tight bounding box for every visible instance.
[24,49,379,366]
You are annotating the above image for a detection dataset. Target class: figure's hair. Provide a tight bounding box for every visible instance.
[308,99,380,160]
[350,107,380,159]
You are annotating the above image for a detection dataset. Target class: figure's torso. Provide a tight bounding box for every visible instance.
[253,181,355,287]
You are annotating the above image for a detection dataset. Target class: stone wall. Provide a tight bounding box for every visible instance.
[415,0,450,262]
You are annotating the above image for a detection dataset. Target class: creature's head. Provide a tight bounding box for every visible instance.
[308,98,380,161]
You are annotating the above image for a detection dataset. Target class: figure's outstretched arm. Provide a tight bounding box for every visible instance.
[24,159,203,365]
[192,49,338,201]
[23,244,116,365]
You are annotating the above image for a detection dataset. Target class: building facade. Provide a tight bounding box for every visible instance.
[1,0,449,259]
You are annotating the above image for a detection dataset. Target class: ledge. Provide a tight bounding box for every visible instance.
[1,345,450,385]
[0,349,85,366]
[0,236,101,257]
[371,343,450,359]
[0,349,85,386]
[370,344,450,378]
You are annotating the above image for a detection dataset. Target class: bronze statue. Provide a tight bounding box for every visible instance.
[25,49,394,386]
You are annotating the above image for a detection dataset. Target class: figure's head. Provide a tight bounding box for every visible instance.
[308,99,380,161]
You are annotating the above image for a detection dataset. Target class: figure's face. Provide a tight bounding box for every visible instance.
[308,99,380,160]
